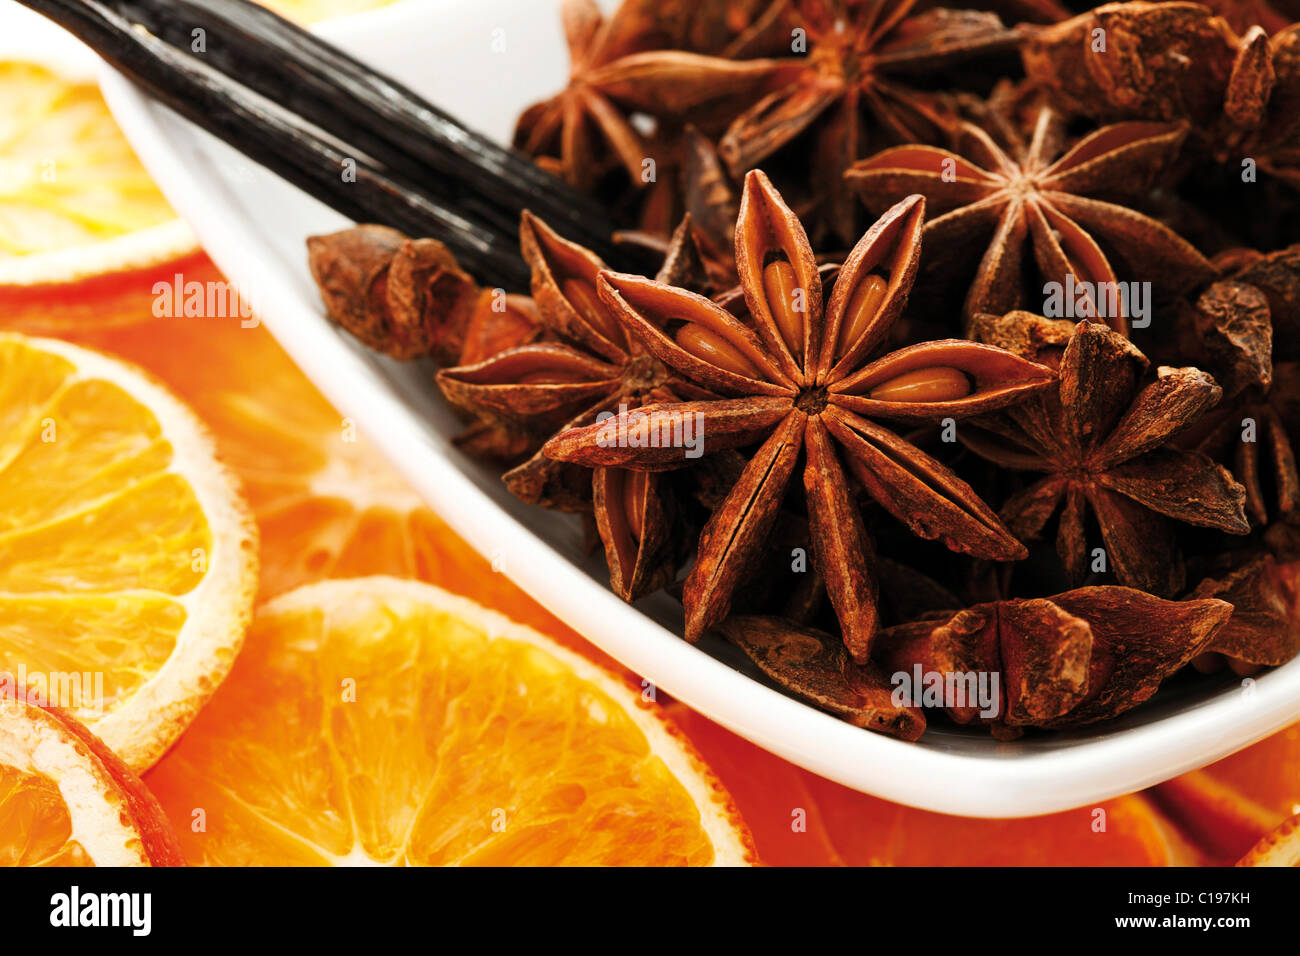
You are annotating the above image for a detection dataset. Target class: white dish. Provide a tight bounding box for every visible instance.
[89,0,1300,816]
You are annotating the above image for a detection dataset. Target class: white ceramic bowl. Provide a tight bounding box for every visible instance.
[84,0,1300,816]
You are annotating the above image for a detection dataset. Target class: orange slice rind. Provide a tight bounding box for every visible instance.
[0,333,258,771]
[146,576,755,866]
[0,690,183,865]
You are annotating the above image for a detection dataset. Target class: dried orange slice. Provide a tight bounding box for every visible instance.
[1154,723,1300,861]
[0,62,194,287]
[669,703,1204,865]
[0,333,258,771]
[64,302,603,661]
[145,576,754,866]
[1238,811,1300,866]
[0,689,183,866]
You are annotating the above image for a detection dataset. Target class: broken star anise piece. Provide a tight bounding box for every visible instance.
[437,214,711,601]
[1020,2,1240,126]
[678,126,742,284]
[968,309,1076,368]
[306,224,541,365]
[718,0,1017,244]
[845,106,1215,330]
[720,615,925,740]
[544,170,1055,661]
[875,586,1234,735]
[1174,279,1300,536]
[1220,244,1300,360]
[962,319,1252,596]
[1189,552,1300,669]
[1022,2,1300,187]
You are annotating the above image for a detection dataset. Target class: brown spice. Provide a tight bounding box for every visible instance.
[437,214,714,600]
[846,106,1215,329]
[306,224,541,365]
[717,0,1018,243]
[1176,279,1300,534]
[1021,2,1300,187]
[962,318,1251,595]
[876,586,1234,735]
[513,0,798,196]
[303,0,1300,741]
[1190,552,1300,668]
[543,170,1054,661]
[720,614,925,739]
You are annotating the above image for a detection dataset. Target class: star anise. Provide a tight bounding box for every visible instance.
[1020,3,1242,126]
[1189,551,1300,670]
[846,106,1215,330]
[437,214,714,600]
[720,615,926,739]
[1021,1,1300,188]
[307,223,542,365]
[961,318,1252,596]
[1174,279,1300,540]
[955,0,1072,23]
[717,0,1018,244]
[1220,244,1300,358]
[513,0,797,197]
[678,127,743,283]
[543,170,1055,660]
[875,585,1234,737]
[660,0,800,56]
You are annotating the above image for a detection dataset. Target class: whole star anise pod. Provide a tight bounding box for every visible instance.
[717,0,1018,244]
[514,0,797,195]
[437,214,714,601]
[846,106,1215,329]
[876,585,1234,737]
[961,318,1252,596]
[543,170,1055,660]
